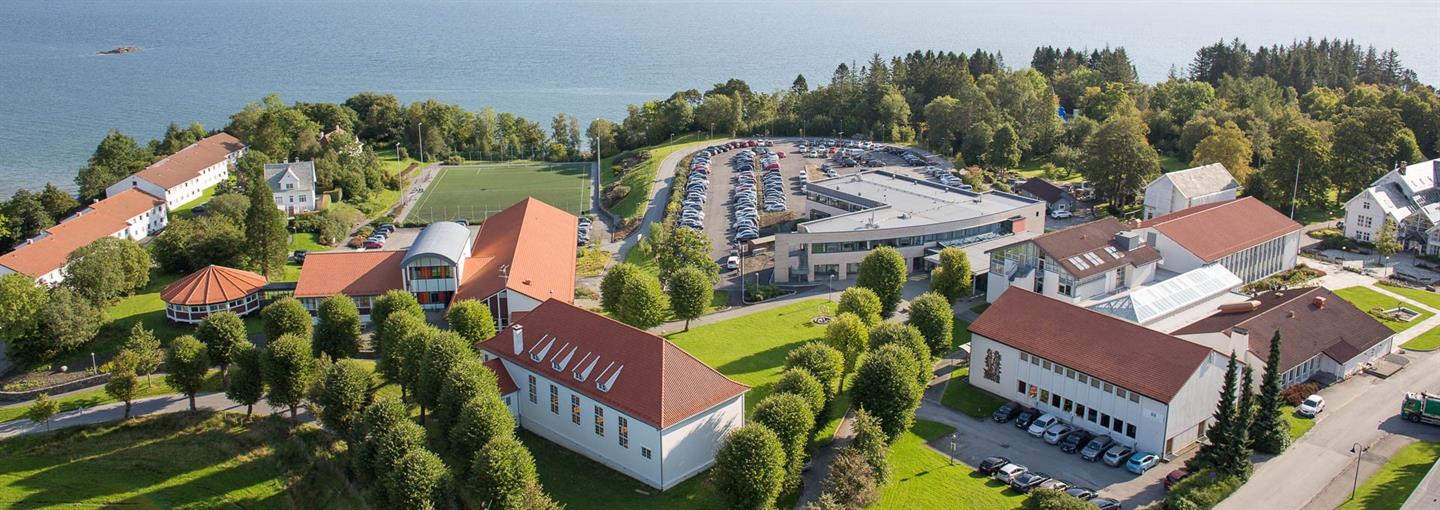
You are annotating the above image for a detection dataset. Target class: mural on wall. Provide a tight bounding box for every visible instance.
[983,349,1002,383]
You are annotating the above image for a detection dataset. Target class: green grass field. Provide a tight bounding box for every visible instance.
[1374,284,1440,350]
[1333,286,1433,333]
[408,161,591,223]
[941,366,1007,419]
[0,412,361,509]
[1338,441,1440,510]
[1284,405,1316,439]
[0,371,222,424]
[873,420,1024,510]
[602,134,721,222]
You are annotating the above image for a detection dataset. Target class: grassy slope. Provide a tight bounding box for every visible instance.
[941,366,1007,419]
[1338,441,1440,510]
[602,134,719,222]
[0,371,223,424]
[1283,405,1316,439]
[523,429,719,509]
[0,412,360,509]
[1333,286,1433,333]
[170,185,217,219]
[873,420,1024,510]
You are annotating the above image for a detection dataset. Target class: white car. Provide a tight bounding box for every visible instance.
[993,463,1028,484]
[725,255,740,270]
[1050,209,1073,219]
[1297,394,1326,417]
[1027,413,1059,438]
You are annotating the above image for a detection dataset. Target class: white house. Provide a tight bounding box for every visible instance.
[985,217,1162,304]
[478,299,748,490]
[104,133,246,210]
[264,161,318,215]
[1143,163,1240,219]
[1136,197,1301,283]
[1342,159,1440,252]
[969,289,1230,458]
[0,189,167,285]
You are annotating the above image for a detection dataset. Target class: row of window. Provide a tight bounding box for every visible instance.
[1018,378,1137,439]
[530,375,649,459]
[1216,233,1291,283]
[166,293,259,313]
[408,265,454,280]
[1019,351,1141,403]
[1282,356,1320,387]
[809,222,1006,254]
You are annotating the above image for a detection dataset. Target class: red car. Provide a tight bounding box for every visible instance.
[363,239,384,249]
[1164,469,1191,489]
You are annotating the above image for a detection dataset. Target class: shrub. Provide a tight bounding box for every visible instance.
[773,368,826,418]
[1023,488,1093,510]
[819,447,878,508]
[445,155,464,165]
[260,296,312,342]
[836,287,882,326]
[603,183,631,207]
[753,393,816,491]
[469,436,541,509]
[1281,382,1320,406]
[785,342,845,402]
[1163,470,1242,510]
[712,424,786,510]
[852,344,922,441]
[385,449,451,510]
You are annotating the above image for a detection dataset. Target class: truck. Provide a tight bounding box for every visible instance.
[1402,392,1440,424]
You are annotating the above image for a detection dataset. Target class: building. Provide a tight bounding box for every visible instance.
[969,289,1229,458]
[105,133,247,211]
[1342,159,1440,252]
[264,161,318,215]
[1086,264,1244,328]
[775,170,1045,285]
[1136,197,1301,283]
[477,299,747,490]
[160,265,268,324]
[1172,287,1396,387]
[1016,178,1076,214]
[1142,163,1240,219]
[292,198,576,326]
[985,218,1162,304]
[0,189,167,285]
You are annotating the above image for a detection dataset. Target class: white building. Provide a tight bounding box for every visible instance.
[1143,163,1240,220]
[105,133,247,211]
[1342,159,1440,252]
[969,289,1230,458]
[0,189,167,285]
[478,299,748,490]
[264,161,318,215]
[775,170,1045,287]
[1136,197,1302,284]
[986,217,1162,304]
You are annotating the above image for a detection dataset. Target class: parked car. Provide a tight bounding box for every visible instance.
[1027,413,1059,437]
[1090,497,1122,510]
[1059,429,1094,453]
[725,255,740,271]
[1038,478,1071,493]
[1080,435,1114,462]
[292,250,308,263]
[1043,423,1074,445]
[978,456,1011,475]
[1297,394,1326,417]
[991,402,1024,423]
[1103,444,1135,467]
[1126,452,1159,474]
[1164,469,1192,489]
[1009,471,1051,493]
[993,463,1028,484]
[362,239,384,249]
[1014,408,1042,429]
[1050,209,1073,219]
[1064,487,1098,500]
[454,218,469,226]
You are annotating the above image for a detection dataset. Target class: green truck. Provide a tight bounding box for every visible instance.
[1402,392,1440,424]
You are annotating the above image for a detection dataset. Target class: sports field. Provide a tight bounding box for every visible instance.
[408,161,591,223]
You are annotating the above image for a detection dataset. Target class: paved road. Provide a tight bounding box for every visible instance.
[0,392,305,439]
[392,162,442,224]
[614,140,725,262]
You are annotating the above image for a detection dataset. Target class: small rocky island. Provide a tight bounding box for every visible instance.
[98,46,141,55]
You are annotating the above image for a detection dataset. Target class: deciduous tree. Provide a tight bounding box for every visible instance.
[855,247,907,317]
[165,335,211,412]
[196,311,248,382]
[773,368,827,418]
[417,331,470,424]
[615,271,667,329]
[450,394,516,478]
[311,359,373,439]
[26,393,58,431]
[315,294,362,359]
[1081,113,1160,208]
[226,344,265,417]
[712,424,786,510]
[753,393,816,491]
[261,296,312,342]
[908,291,956,358]
[263,333,316,419]
[852,344,922,440]
[785,342,845,402]
[868,322,932,386]
[0,273,47,357]
[104,349,141,419]
[63,236,151,306]
[123,323,163,386]
[32,287,102,365]
[824,313,869,388]
[836,287,882,326]
[600,263,643,314]
[469,436,542,510]
[1191,121,1255,184]
[386,449,451,510]
[371,289,423,332]
[928,247,973,303]
[447,298,497,345]
[669,266,712,331]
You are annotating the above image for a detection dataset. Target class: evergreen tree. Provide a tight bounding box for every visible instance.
[1251,331,1291,454]
[240,151,288,277]
[1225,365,1256,478]
[1191,352,1239,473]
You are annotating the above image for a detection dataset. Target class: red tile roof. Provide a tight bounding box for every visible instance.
[1138,197,1300,262]
[0,189,164,278]
[1171,287,1394,372]
[478,299,747,428]
[969,289,1213,403]
[292,251,404,298]
[132,133,246,189]
[161,265,267,305]
[455,198,577,304]
[484,358,520,395]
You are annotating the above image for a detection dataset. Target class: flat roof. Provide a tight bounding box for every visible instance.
[1086,264,1243,325]
[924,230,1041,275]
[800,170,1037,233]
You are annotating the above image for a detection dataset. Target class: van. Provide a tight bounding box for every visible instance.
[1027,414,1059,438]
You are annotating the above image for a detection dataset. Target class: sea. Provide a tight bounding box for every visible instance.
[1,0,1437,195]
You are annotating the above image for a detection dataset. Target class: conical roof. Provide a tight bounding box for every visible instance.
[160,265,267,306]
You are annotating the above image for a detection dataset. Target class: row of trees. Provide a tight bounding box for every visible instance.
[599,225,720,330]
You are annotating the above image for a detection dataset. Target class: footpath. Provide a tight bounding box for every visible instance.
[0,391,306,439]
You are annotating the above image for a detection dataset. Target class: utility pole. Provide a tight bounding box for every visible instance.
[1289,158,1301,219]
[418,121,425,163]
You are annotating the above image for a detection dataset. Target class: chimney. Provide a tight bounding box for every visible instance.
[1228,326,1251,357]
[511,324,524,355]
[1399,161,1408,175]
[1313,296,1327,309]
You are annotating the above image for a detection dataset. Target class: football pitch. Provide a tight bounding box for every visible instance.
[408,161,591,223]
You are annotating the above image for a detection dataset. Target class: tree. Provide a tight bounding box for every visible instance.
[263,333,316,419]
[37,183,79,221]
[239,151,288,277]
[311,359,373,438]
[196,311,248,382]
[469,436,542,510]
[26,393,58,431]
[434,358,500,449]
[599,263,643,314]
[774,368,827,418]
[818,447,879,509]
[655,227,720,285]
[104,349,141,419]
[908,292,956,358]
[315,295,363,359]
[371,289,423,332]
[261,296,312,342]
[1191,352,1239,474]
[75,130,150,200]
[165,335,211,412]
[122,323,163,386]
[1191,121,1255,184]
[753,393,816,491]
[615,271,667,329]
[669,266,712,331]
[149,216,248,274]
[385,449,451,510]
[869,322,932,386]
[824,313,869,388]
[417,331,471,423]
[1251,331,1291,454]
[1228,364,1256,478]
[1377,218,1401,263]
[369,418,428,501]
[377,312,426,398]
[1261,120,1332,211]
[0,273,47,356]
[32,287,102,365]
[836,287,882,326]
[928,247,973,302]
[849,408,890,483]
[785,342,845,402]
[1081,113,1160,208]
[451,394,516,478]
[712,424,786,510]
[855,247,907,317]
[226,344,265,417]
[63,237,151,306]
[987,123,1022,170]
[1330,107,1407,197]
[354,399,415,483]
[852,344,922,441]
[447,298,497,345]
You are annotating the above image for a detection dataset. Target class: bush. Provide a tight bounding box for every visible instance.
[836,287,882,326]
[603,183,631,207]
[1281,382,1320,406]
[445,155,464,165]
[385,449,451,510]
[753,393,816,491]
[712,424,786,510]
[785,342,845,402]
[819,447,878,508]
[852,344,922,441]
[1164,470,1242,510]
[1023,488,1093,510]
[773,368,826,418]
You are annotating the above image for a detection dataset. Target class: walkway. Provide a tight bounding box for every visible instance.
[0,392,306,439]
[613,141,720,262]
[392,162,442,224]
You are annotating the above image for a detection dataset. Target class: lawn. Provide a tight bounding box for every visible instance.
[83,270,264,366]
[0,371,223,424]
[602,134,720,222]
[1374,284,1440,350]
[1337,441,1440,510]
[576,243,610,277]
[408,161,590,224]
[872,420,1024,510]
[1159,153,1189,172]
[941,366,1007,419]
[953,319,972,349]
[0,412,361,509]
[170,184,218,219]
[1010,159,1082,184]
[523,429,719,509]
[1333,286,1433,333]
[376,146,423,176]
[1284,405,1316,439]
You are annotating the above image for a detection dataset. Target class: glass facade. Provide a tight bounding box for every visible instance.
[810,222,1007,254]
[1217,234,1291,283]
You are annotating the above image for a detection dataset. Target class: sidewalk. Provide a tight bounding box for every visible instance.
[0,392,303,439]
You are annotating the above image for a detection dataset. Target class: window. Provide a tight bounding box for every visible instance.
[1100,414,1111,428]
[1030,356,1039,366]
[1129,392,1140,403]
[1066,368,1075,379]
[528,375,537,404]
[571,395,581,425]
[1020,352,1030,362]
[1052,364,1063,375]
[1363,201,1371,210]
[1116,388,1127,399]
[1042,360,1052,370]
[1076,404,1087,418]
[1112,418,1124,434]
[1040,389,1050,402]
[550,385,559,414]
[1063,399,1073,413]
[594,406,605,436]
[1087,408,1098,422]
[1051,393,1061,407]
[1126,424,1137,438]
[1017,380,1027,394]
[641,447,653,459]
[1078,374,1089,384]
[618,416,629,448]
[1091,378,1101,389]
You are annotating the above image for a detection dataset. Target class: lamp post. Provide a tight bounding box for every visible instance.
[1350,442,1369,501]
[418,121,425,163]
[949,432,958,465]
[90,352,96,373]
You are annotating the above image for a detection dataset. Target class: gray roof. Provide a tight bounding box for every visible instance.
[263,161,317,194]
[403,221,471,266]
[1154,163,1240,198]
[799,170,1038,233]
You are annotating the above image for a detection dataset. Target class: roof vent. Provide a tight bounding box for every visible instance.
[1313,296,1327,309]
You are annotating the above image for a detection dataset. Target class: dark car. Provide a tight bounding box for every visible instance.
[454,218,469,226]
[1164,469,1192,489]
[1080,435,1115,462]
[1014,408,1041,429]
[292,250,308,263]
[1059,429,1094,454]
[991,402,1024,423]
[1009,471,1051,493]
[1090,497,1121,510]
[1065,487,1098,500]
[977,456,1010,475]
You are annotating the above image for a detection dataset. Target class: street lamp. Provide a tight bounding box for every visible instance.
[1350,442,1370,501]
[418,121,425,163]
[949,432,958,465]
[90,352,96,373]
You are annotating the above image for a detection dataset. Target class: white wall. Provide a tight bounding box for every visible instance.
[105,177,167,205]
[1148,229,1207,275]
[659,395,745,490]
[1143,179,1176,219]
[1343,191,1383,243]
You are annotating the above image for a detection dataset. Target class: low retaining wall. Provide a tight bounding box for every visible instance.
[0,373,110,404]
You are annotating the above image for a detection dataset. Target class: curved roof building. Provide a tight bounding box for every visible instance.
[161,265,268,323]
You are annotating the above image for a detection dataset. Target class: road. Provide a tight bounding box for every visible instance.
[0,392,304,439]
[614,140,725,262]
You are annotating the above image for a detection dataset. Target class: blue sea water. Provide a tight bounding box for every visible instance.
[0,0,1436,195]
